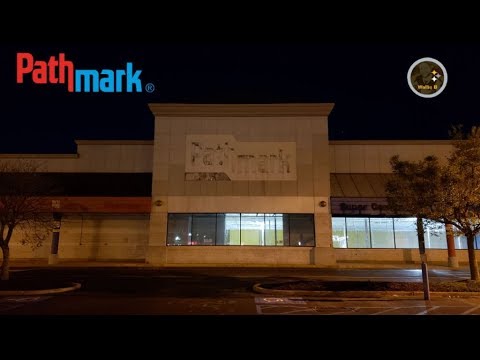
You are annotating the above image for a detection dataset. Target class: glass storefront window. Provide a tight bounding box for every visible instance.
[289,214,315,247]
[191,214,216,245]
[224,213,241,245]
[332,217,347,248]
[345,218,371,248]
[393,218,418,248]
[167,214,192,246]
[241,214,265,246]
[424,223,447,249]
[370,218,395,248]
[455,235,480,250]
[455,235,468,249]
[167,213,314,246]
[281,214,290,246]
[332,216,480,249]
[264,214,277,246]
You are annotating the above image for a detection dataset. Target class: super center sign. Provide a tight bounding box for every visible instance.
[331,197,392,216]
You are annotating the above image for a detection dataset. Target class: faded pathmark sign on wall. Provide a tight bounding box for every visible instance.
[185,135,297,181]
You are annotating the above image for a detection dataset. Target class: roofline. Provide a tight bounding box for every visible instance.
[0,154,79,159]
[75,140,154,145]
[329,140,453,145]
[148,103,335,117]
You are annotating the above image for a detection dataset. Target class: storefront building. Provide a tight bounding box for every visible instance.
[146,104,332,266]
[3,103,478,266]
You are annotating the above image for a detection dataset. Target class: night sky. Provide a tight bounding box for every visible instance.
[2,43,480,153]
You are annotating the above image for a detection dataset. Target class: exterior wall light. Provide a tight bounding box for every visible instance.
[319,200,327,207]
[154,200,163,206]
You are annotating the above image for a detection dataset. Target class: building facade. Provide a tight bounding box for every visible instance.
[3,103,478,266]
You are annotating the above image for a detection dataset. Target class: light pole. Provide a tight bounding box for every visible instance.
[417,217,431,300]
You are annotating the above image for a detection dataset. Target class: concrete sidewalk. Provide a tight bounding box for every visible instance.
[7,259,468,271]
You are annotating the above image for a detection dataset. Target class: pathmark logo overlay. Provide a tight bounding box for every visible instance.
[16,53,149,93]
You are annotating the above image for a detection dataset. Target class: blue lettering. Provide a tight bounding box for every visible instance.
[74,64,142,92]
[125,62,142,92]
[75,70,99,92]
[99,69,115,92]
[115,69,125,92]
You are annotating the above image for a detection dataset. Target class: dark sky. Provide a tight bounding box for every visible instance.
[2,43,480,153]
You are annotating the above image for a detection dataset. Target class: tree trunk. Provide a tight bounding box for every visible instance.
[466,234,479,281]
[445,224,458,268]
[0,246,10,281]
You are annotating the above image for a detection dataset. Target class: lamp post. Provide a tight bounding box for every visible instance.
[417,217,431,300]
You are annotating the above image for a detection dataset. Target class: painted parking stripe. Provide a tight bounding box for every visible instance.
[372,307,401,315]
[461,305,480,315]
[416,306,440,315]
[255,297,306,305]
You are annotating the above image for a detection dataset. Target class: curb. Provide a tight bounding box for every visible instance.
[253,283,480,299]
[0,282,81,296]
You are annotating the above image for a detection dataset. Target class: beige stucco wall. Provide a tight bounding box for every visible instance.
[151,116,328,197]
[335,248,480,265]
[147,104,334,266]
[329,141,452,173]
[329,140,461,267]
[165,247,312,265]
[2,141,153,261]
[0,141,153,173]
[9,214,149,260]
[6,104,468,267]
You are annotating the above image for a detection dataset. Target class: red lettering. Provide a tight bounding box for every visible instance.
[48,56,58,84]
[58,53,74,92]
[17,53,74,91]
[32,62,47,83]
[16,53,34,83]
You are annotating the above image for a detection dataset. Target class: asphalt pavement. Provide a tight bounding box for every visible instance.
[0,266,478,315]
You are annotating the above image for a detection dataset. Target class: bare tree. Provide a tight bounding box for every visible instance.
[0,161,54,280]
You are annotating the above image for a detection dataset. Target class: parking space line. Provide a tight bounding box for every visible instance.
[372,307,401,315]
[416,306,440,315]
[461,305,480,315]
[281,308,319,315]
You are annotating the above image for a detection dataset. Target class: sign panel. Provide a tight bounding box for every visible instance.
[331,197,393,216]
[185,135,297,181]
